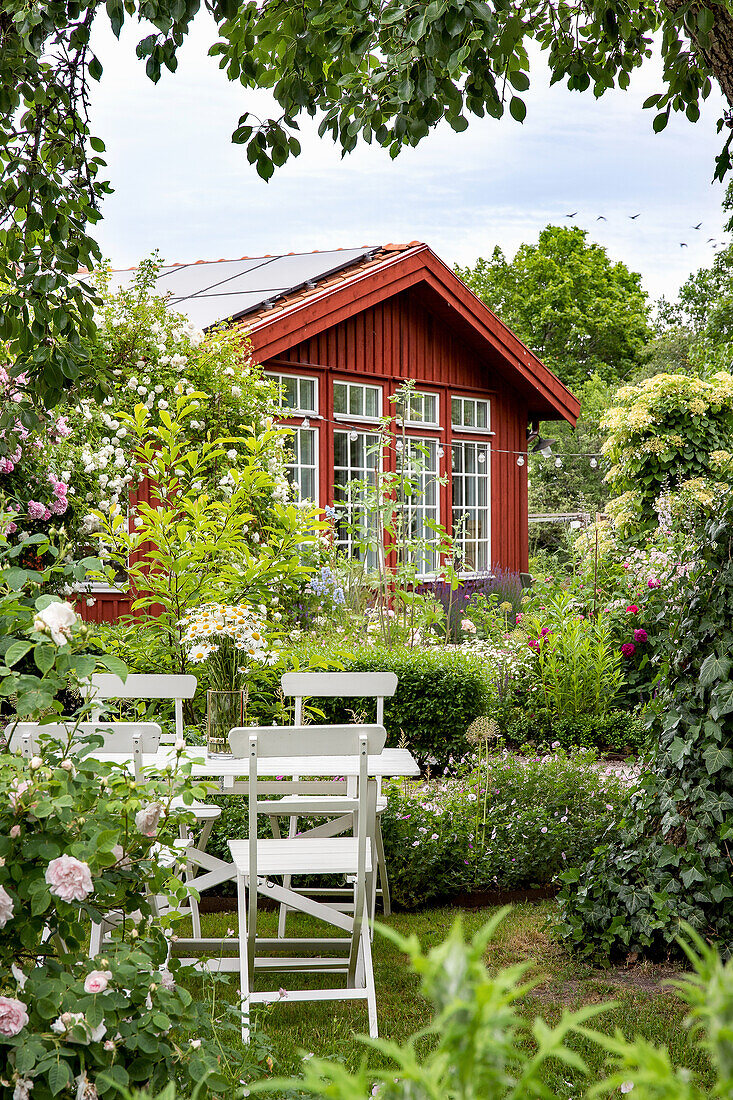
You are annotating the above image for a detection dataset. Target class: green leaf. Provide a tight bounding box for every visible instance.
[703,744,733,775]
[509,96,526,123]
[4,640,32,667]
[700,653,731,688]
[34,644,56,675]
[48,1060,72,1095]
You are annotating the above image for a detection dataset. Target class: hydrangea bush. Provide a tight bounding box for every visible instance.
[602,371,733,537]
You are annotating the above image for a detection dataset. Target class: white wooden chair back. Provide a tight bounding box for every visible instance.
[238,723,380,974]
[280,671,397,725]
[5,721,161,779]
[89,673,197,738]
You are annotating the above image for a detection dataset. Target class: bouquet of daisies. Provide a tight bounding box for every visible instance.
[179,602,270,690]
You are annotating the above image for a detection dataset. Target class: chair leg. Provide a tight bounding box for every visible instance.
[361,923,378,1039]
[180,825,202,939]
[89,920,103,958]
[278,813,299,939]
[375,819,391,916]
[237,873,251,1044]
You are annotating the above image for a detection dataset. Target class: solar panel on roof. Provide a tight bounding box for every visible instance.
[107,247,378,329]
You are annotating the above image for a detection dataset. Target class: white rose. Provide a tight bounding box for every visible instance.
[33,602,78,647]
[0,885,14,928]
[135,802,163,837]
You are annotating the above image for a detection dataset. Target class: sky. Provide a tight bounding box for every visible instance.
[89,12,730,303]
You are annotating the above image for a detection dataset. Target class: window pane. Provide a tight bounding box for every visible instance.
[282,377,298,409]
[334,430,348,466]
[424,395,437,423]
[464,401,475,427]
[301,469,315,500]
[300,429,315,464]
[333,383,347,414]
[348,386,362,416]
[476,401,487,428]
[451,398,461,425]
[365,386,379,418]
[299,378,316,411]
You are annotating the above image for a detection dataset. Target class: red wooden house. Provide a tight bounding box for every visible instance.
[84,243,579,622]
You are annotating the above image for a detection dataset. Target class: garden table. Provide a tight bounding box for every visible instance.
[102,741,420,969]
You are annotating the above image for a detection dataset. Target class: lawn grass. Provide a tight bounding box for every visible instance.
[176,901,713,1097]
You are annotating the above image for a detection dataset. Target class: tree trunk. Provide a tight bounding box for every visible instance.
[665,0,733,108]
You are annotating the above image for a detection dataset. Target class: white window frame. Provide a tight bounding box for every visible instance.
[267,371,319,415]
[396,389,440,429]
[332,428,382,565]
[284,426,319,502]
[451,395,491,433]
[451,439,491,575]
[333,380,382,423]
[396,435,441,575]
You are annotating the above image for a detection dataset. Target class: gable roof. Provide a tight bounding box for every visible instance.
[108,243,579,424]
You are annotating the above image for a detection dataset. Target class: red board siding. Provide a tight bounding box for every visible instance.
[265,287,528,573]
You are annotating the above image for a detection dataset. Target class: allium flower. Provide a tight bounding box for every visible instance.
[135,802,163,837]
[633,628,648,643]
[45,854,94,902]
[621,643,636,657]
[84,970,112,994]
[0,997,29,1036]
[0,884,14,928]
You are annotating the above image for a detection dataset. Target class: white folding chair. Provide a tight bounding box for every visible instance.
[227,723,383,1042]
[88,673,221,938]
[274,672,397,929]
[5,720,195,955]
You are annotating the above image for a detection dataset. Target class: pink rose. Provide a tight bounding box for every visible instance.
[27,500,45,520]
[9,778,31,810]
[626,605,639,614]
[0,996,28,1036]
[9,825,20,839]
[45,854,94,903]
[135,802,163,837]
[84,969,112,994]
[0,884,14,928]
[633,628,648,643]
[621,643,635,657]
[50,497,68,515]
[52,481,68,497]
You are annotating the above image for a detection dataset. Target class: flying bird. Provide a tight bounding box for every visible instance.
[629,213,641,219]
[707,237,715,243]
[680,242,688,248]
[692,222,702,230]
[596,215,607,221]
[566,212,578,218]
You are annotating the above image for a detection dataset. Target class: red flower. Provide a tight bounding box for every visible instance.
[626,604,639,614]
[633,628,648,643]
[621,642,635,657]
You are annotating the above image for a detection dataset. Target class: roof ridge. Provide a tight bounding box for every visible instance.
[100,244,408,273]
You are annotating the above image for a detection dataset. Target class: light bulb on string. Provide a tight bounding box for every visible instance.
[437,447,444,458]
[395,440,403,452]
[349,430,358,442]
[301,417,310,429]
[590,457,598,469]
[478,452,486,464]
[516,454,525,467]
[554,457,563,468]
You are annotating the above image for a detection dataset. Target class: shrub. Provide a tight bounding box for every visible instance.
[379,749,626,908]
[558,496,733,958]
[286,643,490,767]
[502,708,647,755]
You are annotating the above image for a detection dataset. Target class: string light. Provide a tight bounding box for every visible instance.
[349,430,358,442]
[590,457,598,468]
[301,417,310,429]
[554,457,563,468]
[516,454,525,466]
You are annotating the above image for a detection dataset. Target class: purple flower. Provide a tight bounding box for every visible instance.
[621,642,635,657]
[633,628,648,643]
[647,578,661,589]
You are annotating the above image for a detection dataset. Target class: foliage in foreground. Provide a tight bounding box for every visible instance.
[251,911,733,1100]
[558,497,733,958]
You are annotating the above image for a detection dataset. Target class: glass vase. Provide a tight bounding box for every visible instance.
[206,689,245,757]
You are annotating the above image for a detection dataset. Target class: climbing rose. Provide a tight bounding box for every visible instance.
[633,628,648,643]
[626,605,639,614]
[33,601,78,646]
[621,643,636,657]
[0,997,29,1036]
[45,854,93,902]
[135,802,163,837]
[84,970,112,994]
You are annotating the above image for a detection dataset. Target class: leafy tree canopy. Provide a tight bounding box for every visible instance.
[456,226,652,393]
[0,0,730,423]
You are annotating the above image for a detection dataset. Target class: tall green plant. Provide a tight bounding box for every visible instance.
[559,495,733,958]
[95,395,323,672]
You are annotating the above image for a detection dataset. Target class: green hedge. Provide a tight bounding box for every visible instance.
[502,707,646,755]
[288,645,490,768]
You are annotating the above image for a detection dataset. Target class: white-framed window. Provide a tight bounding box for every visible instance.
[333,429,381,564]
[268,371,319,414]
[285,427,318,502]
[452,439,491,573]
[451,395,490,431]
[395,389,440,428]
[333,381,382,421]
[396,436,440,574]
